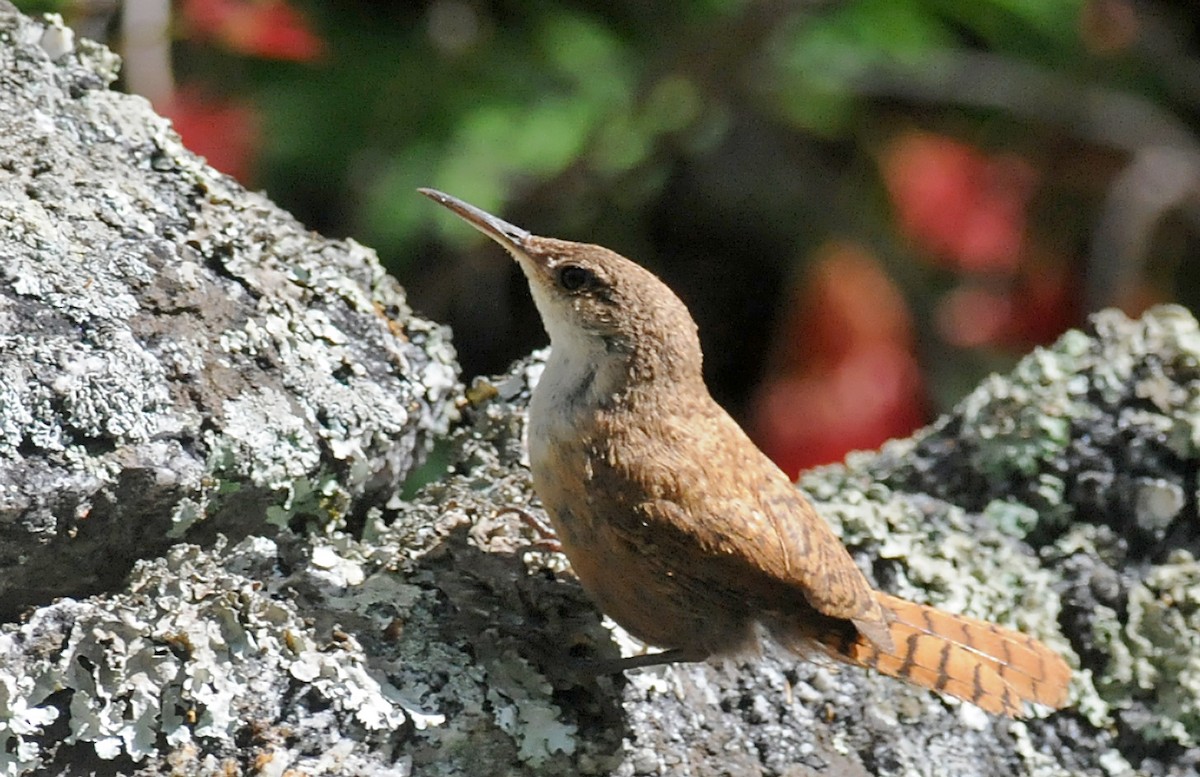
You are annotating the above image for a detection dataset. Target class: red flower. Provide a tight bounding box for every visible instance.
[180,0,326,62]
[881,132,1038,273]
[750,244,925,475]
[935,263,1079,350]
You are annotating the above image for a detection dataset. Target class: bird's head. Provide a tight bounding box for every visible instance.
[420,189,702,386]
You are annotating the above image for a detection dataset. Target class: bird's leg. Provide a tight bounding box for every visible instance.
[496,506,563,553]
[572,647,709,676]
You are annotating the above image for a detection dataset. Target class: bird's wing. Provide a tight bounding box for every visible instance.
[606,398,892,649]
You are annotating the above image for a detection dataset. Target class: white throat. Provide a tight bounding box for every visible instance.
[524,279,623,450]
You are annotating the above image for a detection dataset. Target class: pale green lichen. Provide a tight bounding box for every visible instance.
[209,388,322,488]
[1094,547,1200,745]
[0,538,434,776]
[1132,477,1185,536]
[953,341,1089,480]
[0,308,183,457]
[486,653,577,766]
[981,498,1041,539]
[1009,720,1133,777]
[900,306,1200,531]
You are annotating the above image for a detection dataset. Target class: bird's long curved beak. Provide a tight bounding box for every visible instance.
[418,188,531,254]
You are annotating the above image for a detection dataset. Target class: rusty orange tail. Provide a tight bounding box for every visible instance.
[829,592,1071,716]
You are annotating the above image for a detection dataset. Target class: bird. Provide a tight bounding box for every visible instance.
[419,187,1072,717]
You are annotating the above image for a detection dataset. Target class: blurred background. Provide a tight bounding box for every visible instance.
[25,0,1200,476]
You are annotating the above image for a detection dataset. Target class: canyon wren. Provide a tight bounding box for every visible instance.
[419,188,1071,717]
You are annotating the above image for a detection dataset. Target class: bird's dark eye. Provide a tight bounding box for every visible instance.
[557,265,594,292]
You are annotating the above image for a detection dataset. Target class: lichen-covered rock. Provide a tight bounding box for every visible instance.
[0,5,458,618]
[861,305,1200,775]
[0,354,619,777]
[0,538,444,776]
[879,306,1200,541]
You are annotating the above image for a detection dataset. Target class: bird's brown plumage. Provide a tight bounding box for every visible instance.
[419,187,1072,717]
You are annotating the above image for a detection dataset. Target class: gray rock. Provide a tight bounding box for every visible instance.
[0,3,458,619]
[2,5,1199,777]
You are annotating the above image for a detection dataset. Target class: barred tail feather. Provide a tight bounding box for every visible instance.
[828,592,1071,717]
